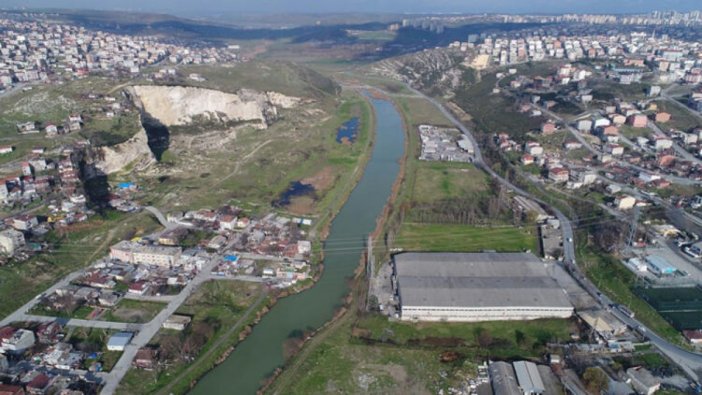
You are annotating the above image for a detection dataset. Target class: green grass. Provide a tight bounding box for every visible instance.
[170,61,340,99]
[454,69,544,142]
[347,30,398,41]
[395,223,538,253]
[619,124,650,140]
[412,162,489,204]
[654,100,702,132]
[270,314,574,395]
[0,212,162,320]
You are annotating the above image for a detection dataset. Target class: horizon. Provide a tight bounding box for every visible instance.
[1,0,701,19]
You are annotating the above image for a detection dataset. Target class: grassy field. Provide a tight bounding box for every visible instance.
[117,280,267,395]
[172,61,340,98]
[653,100,702,132]
[619,124,650,140]
[102,299,167,324]
[0,212,162,319]
[395,223,538,253]
[454,69,544,142]
[411,162,489,204]
[268,313,574,395]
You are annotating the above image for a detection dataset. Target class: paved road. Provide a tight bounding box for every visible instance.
[406,83,702,383]
[100,258,218,395]
[143,206,182,230]
[647,119,702,165]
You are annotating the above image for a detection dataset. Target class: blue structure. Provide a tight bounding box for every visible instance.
[645,255,677,276]
[224,255,239,263]
[118,182,136,190]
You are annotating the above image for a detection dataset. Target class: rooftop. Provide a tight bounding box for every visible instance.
[394,252,572,309]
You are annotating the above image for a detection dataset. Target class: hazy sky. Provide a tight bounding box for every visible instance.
[2,0,700,16]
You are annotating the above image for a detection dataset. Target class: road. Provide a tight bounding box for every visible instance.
[405,83,702,383]
[143,206,183,230]
[0,270,84,327]
[647,119,702,165]
[99,258,218,395]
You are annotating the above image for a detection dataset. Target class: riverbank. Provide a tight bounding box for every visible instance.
[260,88,417,394]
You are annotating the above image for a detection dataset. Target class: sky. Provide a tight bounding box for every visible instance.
[2,0,700,16]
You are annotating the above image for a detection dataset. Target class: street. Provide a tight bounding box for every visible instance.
[407,83,702,384]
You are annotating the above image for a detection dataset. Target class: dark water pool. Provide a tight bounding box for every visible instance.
[273,181,316,207]
[335,117,360,143]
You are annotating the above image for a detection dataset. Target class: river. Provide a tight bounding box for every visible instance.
[189,95,406,394]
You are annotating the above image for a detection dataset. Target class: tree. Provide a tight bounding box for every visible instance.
[582,367,609,394]
[476,328,493,349]
[514,330,526,346]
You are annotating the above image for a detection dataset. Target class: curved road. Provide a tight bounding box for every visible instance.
[403,84,702,383]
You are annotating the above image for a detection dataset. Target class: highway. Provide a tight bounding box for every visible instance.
[405,84,702,384]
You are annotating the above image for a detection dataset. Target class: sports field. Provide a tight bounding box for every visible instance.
[637,286,702,330]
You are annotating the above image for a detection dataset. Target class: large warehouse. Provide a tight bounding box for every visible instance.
[393,252,573,322]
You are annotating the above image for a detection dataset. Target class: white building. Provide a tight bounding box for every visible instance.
[110,241,181,267]
[1,329,35,354]
[394,253,573,322]
[107,332,133,351]
[0,229,26,255]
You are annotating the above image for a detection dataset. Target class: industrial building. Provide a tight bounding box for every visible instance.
[513,361,545,394]
[489,361,521,395]
[489,361,547,395]
[393,252,573,322]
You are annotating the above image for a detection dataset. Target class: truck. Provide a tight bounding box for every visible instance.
[617,304,635,318]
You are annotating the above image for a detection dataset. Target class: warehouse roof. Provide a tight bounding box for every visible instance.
[394,252,572,309]
[514,361,545,394]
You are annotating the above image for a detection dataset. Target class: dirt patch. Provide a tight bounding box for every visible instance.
[301,166,337,192]
[287,195,316,215]
[110,308,148,323]
[365,363,409,384]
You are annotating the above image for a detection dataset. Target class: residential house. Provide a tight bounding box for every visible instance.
[654,112,671,123]
[653,136,673,151]
[541,122,557,135]
[548,167,569,183]
[1,329,35,354]
[626,367,660,395]
[134,348,157,370]
[615,195,637,210]
[0,229,25,255]
[11,215,38,231]
[627,114,648,128]
[162,315,191,331]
